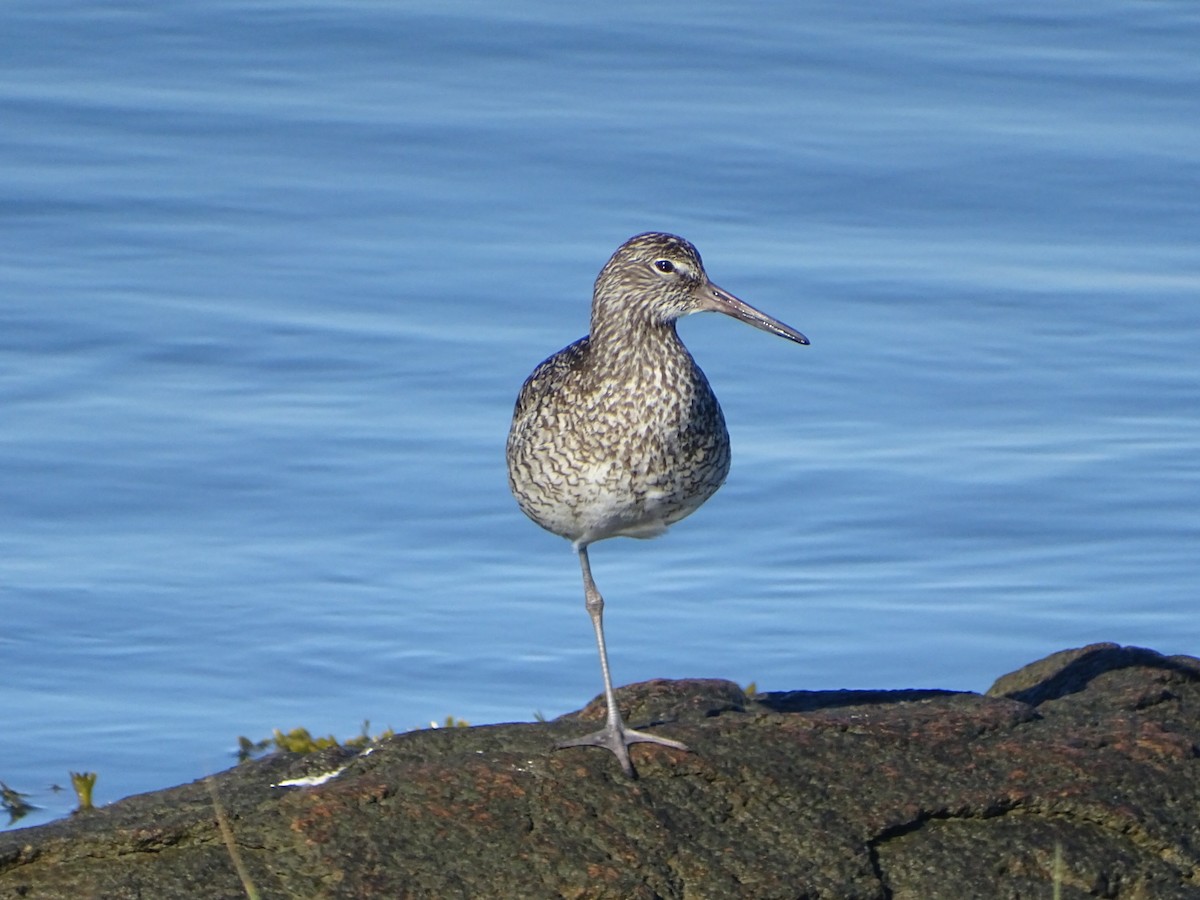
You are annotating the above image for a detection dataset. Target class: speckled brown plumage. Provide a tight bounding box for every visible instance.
[507,320,730,547]
[506,232,808,777]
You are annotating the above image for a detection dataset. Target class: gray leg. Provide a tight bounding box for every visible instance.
[555,545,690,777]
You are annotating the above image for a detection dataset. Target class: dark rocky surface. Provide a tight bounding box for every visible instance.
[2,643,1198,899]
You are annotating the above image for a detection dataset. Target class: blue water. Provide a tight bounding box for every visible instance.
[2,0,1197,829]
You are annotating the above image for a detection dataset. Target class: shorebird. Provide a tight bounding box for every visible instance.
[506,232,808,777]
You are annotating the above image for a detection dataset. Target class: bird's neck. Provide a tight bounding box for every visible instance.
[588,312,683,358]
[584,314,695,389]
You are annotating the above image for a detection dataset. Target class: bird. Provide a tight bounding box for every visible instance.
[506,232,808,777]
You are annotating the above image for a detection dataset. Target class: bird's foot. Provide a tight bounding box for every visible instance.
[556,722,690,778]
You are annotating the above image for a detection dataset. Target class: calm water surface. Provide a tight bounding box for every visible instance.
[2,0,1198,828]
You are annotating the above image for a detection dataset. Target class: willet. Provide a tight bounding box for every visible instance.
[506,232,808,777]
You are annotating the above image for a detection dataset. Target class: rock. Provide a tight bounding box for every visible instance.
[1,643,1198,899]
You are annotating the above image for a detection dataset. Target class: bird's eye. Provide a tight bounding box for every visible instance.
[654,259,676,273]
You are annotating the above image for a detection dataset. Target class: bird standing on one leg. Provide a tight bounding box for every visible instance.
[506,232,808,777]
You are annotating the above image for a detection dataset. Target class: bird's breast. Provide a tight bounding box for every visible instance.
[506,345,732,544]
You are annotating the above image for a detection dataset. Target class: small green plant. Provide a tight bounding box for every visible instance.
[70,772,97,811]
[237,720,398,762]
[341,719,396,750]
[432,716,469,729]
[236,735,272,762]
[1,780,36,824]
[743,681,758,697]
[271,727,340,754]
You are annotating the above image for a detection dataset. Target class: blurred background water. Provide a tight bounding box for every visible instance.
[2,0,1197,829]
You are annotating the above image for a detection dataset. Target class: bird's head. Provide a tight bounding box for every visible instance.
[591,232,809,345]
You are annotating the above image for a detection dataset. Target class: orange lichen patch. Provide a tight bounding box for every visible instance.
[1119,720,1196,761]
[289,801,337,844]
[420,803,456,821]
[585,862,622,883]
[468,762,528,799]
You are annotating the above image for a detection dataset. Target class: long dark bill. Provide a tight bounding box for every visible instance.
[704,283,809,345]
